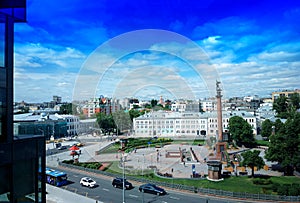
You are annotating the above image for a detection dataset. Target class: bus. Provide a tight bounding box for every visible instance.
[45,168,68,187]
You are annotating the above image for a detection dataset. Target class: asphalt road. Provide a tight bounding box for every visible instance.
[57,167,250,203]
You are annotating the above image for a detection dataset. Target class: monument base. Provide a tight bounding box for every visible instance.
[207,160,223,181]
[215,142,227,161]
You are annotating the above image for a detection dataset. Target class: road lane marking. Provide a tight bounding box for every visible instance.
[102,188,109,191]
[129,194,138,198]
[169,196,180,200]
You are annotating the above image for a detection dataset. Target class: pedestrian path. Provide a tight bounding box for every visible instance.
[46,139,113,167]
[46,184,101,203]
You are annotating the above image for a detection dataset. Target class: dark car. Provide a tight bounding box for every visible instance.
[139,183,166,195]
[112,178,133,189]
[58,146,67,150]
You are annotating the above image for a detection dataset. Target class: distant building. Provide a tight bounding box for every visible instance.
[171,100,200,112]
[0,1,46,202]
[257,102,276,121]
[82,97,121,117]
[77,118,98,135]
[272,89,300,102]
[52,95,62,103]
[14,113,81,139]
[200,99,216,112]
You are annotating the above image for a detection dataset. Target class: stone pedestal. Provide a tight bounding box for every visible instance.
[207,160,223,181]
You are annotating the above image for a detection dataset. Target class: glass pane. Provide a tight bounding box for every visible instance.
[0,21,4,67]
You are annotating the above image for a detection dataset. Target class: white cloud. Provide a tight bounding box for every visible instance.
[14,43,86,69]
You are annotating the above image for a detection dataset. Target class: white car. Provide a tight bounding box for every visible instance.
[80,177,97,188]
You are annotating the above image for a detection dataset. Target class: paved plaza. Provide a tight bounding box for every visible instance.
[47,135,282,179]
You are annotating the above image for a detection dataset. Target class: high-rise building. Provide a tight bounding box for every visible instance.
[0,1,46,202]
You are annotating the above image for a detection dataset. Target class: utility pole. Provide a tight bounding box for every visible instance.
[122,153,126,203]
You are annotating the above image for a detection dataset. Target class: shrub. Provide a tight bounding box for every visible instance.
[252,178,272,185]
[62,159,74,164]
[289,184,300,196]
[273,183,300,196]
[272,182,280,192]
[277,184,290,196]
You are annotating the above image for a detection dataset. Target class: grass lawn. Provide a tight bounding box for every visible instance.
[171,139,205,145]
[101,138,206,154]
[256,140,269,146]
[104,161,300,195]
[98,144,120,154]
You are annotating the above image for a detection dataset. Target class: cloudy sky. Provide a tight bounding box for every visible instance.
[14,0,300,102]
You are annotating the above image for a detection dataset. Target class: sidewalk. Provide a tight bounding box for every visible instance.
[46,138,113,167]
[46,184,101,203]
[46,136,113,203]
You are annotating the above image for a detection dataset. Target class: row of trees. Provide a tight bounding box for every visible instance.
[95,108,146,135]
[265,113,300,175]
[95,99,172,134]
[263,94,300,175]
[229,94,300,176]
[228,114,300,176]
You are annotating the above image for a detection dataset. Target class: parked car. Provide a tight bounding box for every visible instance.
[139,183,166,195]
[58,146,67,150]
[80,177,97,188]
[112,177,133,189]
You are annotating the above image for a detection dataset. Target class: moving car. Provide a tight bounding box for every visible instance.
[80,177,97,188]
[76,142,84,147]
[139,183,166,195]
[112,177,133,189]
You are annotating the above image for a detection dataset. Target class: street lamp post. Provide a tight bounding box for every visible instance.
[142,154,145,176]
[122,153,126,203]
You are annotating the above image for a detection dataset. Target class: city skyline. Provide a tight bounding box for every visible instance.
[13,0,300,102]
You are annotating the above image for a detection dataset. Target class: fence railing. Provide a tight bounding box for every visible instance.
[59,162,300,202]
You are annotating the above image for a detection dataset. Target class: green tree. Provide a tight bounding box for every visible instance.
[241,150,265,177]
[129,109,141,121]
[261,119,274,138]
[151,99,158,107]
[144,103,152,109]
[228,116,256,147]
[59,103,74,114]
[96,112,115,135]
[273,95,289,118]
[265,113,300,175]
[274,119,285,134]
[112,110,132,134]
[290,93,300,110]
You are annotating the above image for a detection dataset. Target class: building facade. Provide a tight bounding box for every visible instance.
[133,110,257,138]
[14,113,82,139]
[0,1,46,202]
[82,97,121,117]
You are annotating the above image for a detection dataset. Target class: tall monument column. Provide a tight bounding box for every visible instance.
[216,81,223,141]
[215,81,226,160]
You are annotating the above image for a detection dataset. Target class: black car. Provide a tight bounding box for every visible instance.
[138,183,166,195]
[112,178,133,189]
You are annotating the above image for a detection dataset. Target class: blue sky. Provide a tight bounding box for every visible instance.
[14,0,300,102]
